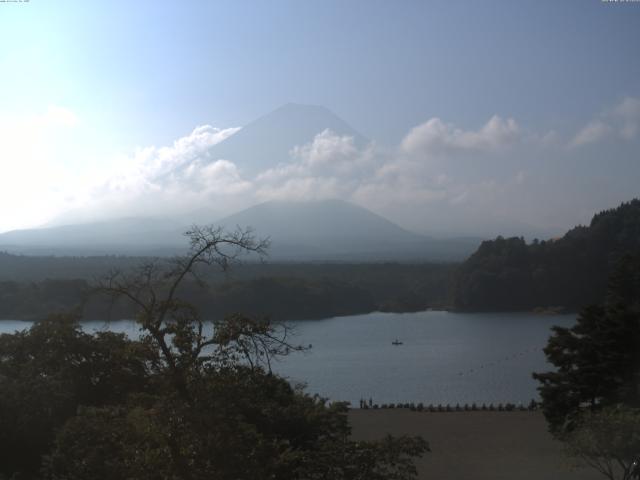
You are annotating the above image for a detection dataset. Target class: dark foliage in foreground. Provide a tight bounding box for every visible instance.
[563,405,640,480]
[0,316,426,480]
[533,254,640,435]
[0,226,428,480]
[0,316,154,477]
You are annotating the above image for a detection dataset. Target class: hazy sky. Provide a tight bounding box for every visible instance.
[0,0,639,235]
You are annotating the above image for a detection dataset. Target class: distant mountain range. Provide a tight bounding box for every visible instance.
[1,200,638,319]
[199,103,368,176]
[0,217,186,256]
[0,104,483,260]
[216,199,481,261]
[0,199,482,261]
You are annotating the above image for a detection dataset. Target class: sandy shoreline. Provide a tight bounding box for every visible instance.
[348,409,600,480]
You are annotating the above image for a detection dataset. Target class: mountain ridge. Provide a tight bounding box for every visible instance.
[452,198,640,311]
[0,199,481,261]
[0,104,482,260]
[200,103,369,175]
[216,198,480,261]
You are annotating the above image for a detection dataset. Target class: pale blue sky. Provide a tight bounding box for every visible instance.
[3,0,639,144]
[0,0,639,234]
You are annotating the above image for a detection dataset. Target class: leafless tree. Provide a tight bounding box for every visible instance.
[96,225,303,397]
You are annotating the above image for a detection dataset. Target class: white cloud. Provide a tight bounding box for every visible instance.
[569,120,612,148]
[538,130,560,147]
[254,130,377,202]
[248,124,472,228]
[65,125,249,223]
[251,116,542,234]
[183,159,252,195]
[290,129,360,172]
[613,96,640,119]
[613,97,640,140]
[125,125,240,182]
[0,110,246,232]
[569,96,640,147]
[401,115,520,155]
[6,100,637,237]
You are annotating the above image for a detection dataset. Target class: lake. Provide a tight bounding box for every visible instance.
[0,311,572,407]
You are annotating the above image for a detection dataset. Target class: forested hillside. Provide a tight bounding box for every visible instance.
[0,262,453,321]
[3,200,638,319]
[452,200,640,311]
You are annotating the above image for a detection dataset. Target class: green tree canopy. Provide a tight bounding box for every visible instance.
[453,199,640,311]
[0,226,428,480]
[533,254,640,434]
[563,406,640,480]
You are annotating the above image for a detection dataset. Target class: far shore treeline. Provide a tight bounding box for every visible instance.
[453,199,640,312]
[0,199,638,321]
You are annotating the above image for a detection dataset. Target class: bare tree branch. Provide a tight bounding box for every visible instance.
[91,225,291,397]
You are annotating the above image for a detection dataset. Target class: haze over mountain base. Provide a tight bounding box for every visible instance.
[0,199,482,261]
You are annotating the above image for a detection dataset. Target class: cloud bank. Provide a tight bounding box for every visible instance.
[3,97,639,237]
[570,97,640,147]
[67,125,248,222]
[401,115,520,155]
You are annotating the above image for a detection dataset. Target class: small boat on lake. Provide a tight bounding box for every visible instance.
[392,339,403,346]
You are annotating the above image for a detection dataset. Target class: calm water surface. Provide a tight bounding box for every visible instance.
[0,311,573,407]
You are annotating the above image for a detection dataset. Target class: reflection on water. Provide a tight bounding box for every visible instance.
[0,311,572,406]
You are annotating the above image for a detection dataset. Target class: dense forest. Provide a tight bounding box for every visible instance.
[0,227,427,479]
[0,262,454,321]
[534,253,640,433]
[531,254,640,479]
[1,199,639,320]
[452,200,640,312]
